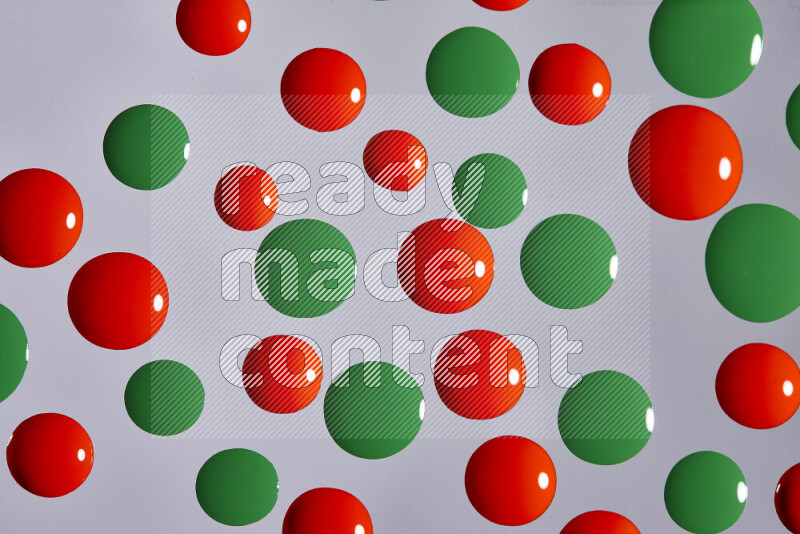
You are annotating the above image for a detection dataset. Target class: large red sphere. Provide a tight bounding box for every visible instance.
[281,48,367,132]
[529,44,611,125]
[68,252,169,350]
[716,343,800,429]
[283,488,373,534]
[176,0,251,56]
[7,413,93,498]
[628,105,742,220]
[561,511,640,534]
[214,163,278,231]
[473,0,529,10]
[363,130,427,192]
[776,463,800,533]
[0,169,83,268]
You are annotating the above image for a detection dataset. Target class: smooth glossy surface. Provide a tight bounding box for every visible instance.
[283,488,373,534]
[214,163,278,231]
[473,0,529,10]
[195,448,279,526]
[363,130,427,192]
[776,463,800,533]
[650,0,763,98]
[281,48,366,132]
[426,27,519,118]
[0,169,83,267]
[103,105,189,190]
[453,153,527,229]
[664,451,747,534]
[521,214,616,309]
[706,204,800,322]
[465,436,556,526]
[558,371,653,465]
[7,413,93,497]
[528,44,611,125]
[434,330,525,420]
[68,252,169,350]
[176,0,251,56]
[243,335,322,414]
[629,105,742,220]
[255,219,356,318]
[398,219,494,314]
[324,361,424,459]
[0,303,27,403]
[125,360,204,436]
[786,84,800,151]
[561,511,640,534]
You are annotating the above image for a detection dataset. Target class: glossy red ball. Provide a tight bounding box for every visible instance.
[561,511,640,534]
[363,130,427,192]
[473,0,529,10]
[176,0,251,56]
[283,488,373,534]
[776,463,800,533]
[214,163,278,231]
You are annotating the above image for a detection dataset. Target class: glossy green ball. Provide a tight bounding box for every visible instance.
[453,153,527,229]
[0,303,27,403]
[786,84,800,151]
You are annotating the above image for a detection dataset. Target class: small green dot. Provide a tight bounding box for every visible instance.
[195,448,279,526]
[558,370,653,465]
[453,153,527,229]
[0,303,27,403]
[520,214,617,309]
[103,104,189,190]
[665,451,747,534]
[124,360,204,436]
[786,84,800,151]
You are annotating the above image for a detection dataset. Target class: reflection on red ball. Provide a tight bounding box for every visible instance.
[363,130,427,192]
[283,488,373,534]
[529,44,611,125]
[398,219,494,314]
[0,169,83,268]
[716,343,800,429]
[281,48,367,132]
[776,463,800,533]
[465,435,556,526]
[68,252,169,350]
[629,105,742,220]
[214,163,278,231]
[561,510,640,534]
[243,335,322,414]
[7,413,93,498]
[176,0,251,56]
[473,0,529,11]
[435,330,525,419]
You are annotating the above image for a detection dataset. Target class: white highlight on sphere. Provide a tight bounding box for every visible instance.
[306,369,316,382]
[784,380,794,397]
[66,213,76,229]
[77,449,86,462]
[153,295,164,312]
[592,82,604,98]
[522,189,528,206]
[475,261,485,278]
[538,472,549,490]
[414,159,422,170]
[26,345,29,362]
[509,369,520,386]
[609,255,619,280]
[263,195,271,207]
[351,88,361,103]
[355,526,365,534]
[184,143,191,160]
[238,20,247,33]
[719,157,732,180]
[737,481,748,503]
[646,407,655,433]
[419,399,425,421]
[750,34,763,66]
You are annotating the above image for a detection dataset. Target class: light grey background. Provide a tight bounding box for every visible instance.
[0,0,798,532]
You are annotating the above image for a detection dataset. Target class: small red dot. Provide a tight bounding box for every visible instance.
[473,0,529,11]
[560,511,640,534]
[176,0,251,56]
[776,463,800,533]
[283,488,373,534]
[363,130,427,192]
[214,163,278,231]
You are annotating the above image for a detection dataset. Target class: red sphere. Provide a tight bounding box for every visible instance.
[243,335,323,414]
[68,252,169,350]
[465,436,556,526]
[561,511,640,534]
[0,169,83,267]
[434,330,525,419]
[176,0,251,56]
[398,219,494,314]
[7,413,93,498]
[214,163,278,231]
[281,48,367,132]
[716,343,800,429]
[776,463,800,533]
[628,105,742,220]
[473,0,529,10]
[283,488,373,534]
[363,130,427,192]
[529,44,611,125]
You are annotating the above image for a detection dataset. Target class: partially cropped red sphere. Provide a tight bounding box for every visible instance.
[465,436,556,526]
[176,0,251,56]
[716,343,800,429]
[243,335,323,414]
[435,330,525,420]
[283,488,373,534]
[628,105,742,220]
[7,413,93,498]
[473,0,529,10]
[561,511,640,534]
[0,168,83,267]
[363,130,427,192]
[68,252,169,350]
[529,44,611,125]
[776,463,800,533]
[281,48,367,132]
[214,163,278,231]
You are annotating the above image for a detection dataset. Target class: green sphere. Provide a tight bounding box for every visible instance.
[124,360,204,436]
[195,448,279,526]
[706,204,800,323]
[558,370,653,465]
[649,0,763,98]
[453,153,527,229]
[426,27,519,118]
[786,84,800,151]
[520,214,617,309]
[0,303,27,403]
[103,104,189,190]
[324,361,424,459]
[665,451,747,534]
